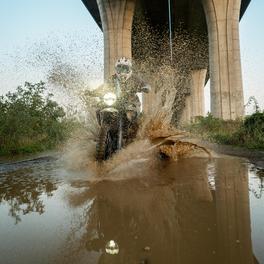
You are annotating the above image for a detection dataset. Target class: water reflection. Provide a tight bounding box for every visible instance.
[249,166,264,199]
[0,160,59,224]
[214,158,254,264]
[66,157,256,264]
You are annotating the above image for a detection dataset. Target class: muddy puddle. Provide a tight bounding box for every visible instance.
[0,154,263,264]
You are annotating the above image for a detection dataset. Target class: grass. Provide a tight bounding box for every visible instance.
[187,112,264,150]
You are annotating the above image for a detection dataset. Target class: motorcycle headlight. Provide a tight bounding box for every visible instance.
[103,92,117,106]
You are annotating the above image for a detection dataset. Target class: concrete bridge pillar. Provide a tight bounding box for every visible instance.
[180,69,207,124]
[96,0,135,80]
[202,0,244,119]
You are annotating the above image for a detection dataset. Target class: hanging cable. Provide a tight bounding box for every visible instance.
[168,0,173,62]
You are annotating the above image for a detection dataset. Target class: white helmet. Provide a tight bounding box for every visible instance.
[115,57,132,82]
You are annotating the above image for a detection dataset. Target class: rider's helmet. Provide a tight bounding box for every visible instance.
[115,57,132,82]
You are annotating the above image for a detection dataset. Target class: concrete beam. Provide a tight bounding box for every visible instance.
[180,69,207,124]
[96,0,136,80]
[82,0,251,31]
[202,0,244,119]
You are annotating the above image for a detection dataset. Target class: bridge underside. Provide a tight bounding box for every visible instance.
[82,0,250,30]
[82,0,251,122]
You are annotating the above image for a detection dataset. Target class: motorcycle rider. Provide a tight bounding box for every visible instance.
[90,57,151,141]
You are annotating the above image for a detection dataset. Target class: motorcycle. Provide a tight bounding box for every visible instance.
[95,84,139,161]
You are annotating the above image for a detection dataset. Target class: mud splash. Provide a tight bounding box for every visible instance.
[59,53,211,181]
[61,87,211,183]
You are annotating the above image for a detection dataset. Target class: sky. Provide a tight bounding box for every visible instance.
[0,0,263,113]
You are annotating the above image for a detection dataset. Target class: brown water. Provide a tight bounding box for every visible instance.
[0,154,263,264]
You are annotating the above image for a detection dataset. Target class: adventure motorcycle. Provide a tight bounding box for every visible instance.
[95,86,139,161]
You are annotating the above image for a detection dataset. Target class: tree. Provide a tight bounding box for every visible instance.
[0,82,71,154]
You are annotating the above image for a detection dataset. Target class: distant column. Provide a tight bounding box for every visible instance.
[180,95,191,124]
[202,0,244,119]
[191,69,206,118]
[97,0,135,80]
[180,69,207,124]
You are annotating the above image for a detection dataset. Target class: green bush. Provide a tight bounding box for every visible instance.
[0,82,74,155]
[238,112,264,149]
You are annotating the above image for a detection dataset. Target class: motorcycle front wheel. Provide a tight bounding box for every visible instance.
[96,126,113,161]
